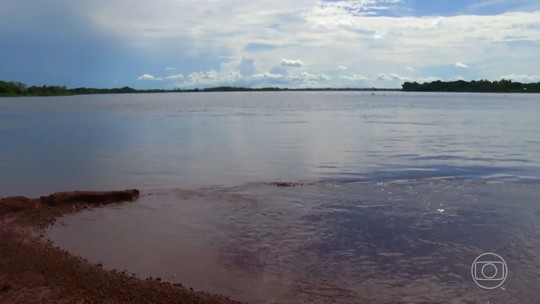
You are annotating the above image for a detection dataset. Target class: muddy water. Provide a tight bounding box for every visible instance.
[2,91,539,302]
[47,180,540,303]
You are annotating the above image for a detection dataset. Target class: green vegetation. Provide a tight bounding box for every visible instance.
[2,79,540,97]
[402,79,540,93]
[0,81,72,96]
[0,81,397,97]
[0,80,143,96]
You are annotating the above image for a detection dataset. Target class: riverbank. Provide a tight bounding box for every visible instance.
[0,190,240,304]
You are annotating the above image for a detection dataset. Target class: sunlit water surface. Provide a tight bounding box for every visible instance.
[1,92,539,303]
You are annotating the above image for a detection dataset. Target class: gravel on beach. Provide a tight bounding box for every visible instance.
[0,191,241,304]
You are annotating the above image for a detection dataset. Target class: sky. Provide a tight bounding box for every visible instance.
[1,0,540,89]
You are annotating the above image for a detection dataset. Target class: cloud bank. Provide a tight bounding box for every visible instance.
[2,0,540,88]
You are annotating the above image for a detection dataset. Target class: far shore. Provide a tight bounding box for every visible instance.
[1,79,539,97]
[0,189,240,304]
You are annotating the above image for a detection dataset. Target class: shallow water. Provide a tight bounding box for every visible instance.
[1,92,540,302]
[46,180,540,303]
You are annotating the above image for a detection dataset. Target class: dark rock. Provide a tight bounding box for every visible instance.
[40,189,140,206]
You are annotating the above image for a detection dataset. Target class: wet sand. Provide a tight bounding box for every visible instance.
[0,190,240,304]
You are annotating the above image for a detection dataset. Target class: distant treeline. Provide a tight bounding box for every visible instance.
[0,80,397,97]
[0,81,145,96]
[402,79,540,93]
[3,79,540,97]
[0,81,71,96]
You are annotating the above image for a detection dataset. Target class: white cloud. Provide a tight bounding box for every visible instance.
[455,62,469,68]
[338,65,347,70]
[239,57,256,77]
[169,69,332,88]
[281,58,303,68]
[432,17,444,29]
[377,73,410,82]
[318,0,404,16]
[251,72,287,82]
[341,74,367,81]
[138,74,162,81]
[290,72,331,83]
[139,73,184,81]
[224,71,243,82]
[406,66,415,72]
[249,71,330,87]
[164,74,184,80]
[78,1,540,88]
[165,67,176,71]
[500,74,540,82]
[186,70,218,84]
[421,76,442,82]
[372,32,384,40]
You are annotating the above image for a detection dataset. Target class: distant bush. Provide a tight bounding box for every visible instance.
[0,81,28,96]
[0,81,71,96]
[402,79,540,93]
[0,81,140,97]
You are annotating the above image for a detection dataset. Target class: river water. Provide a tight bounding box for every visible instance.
[1,92,539,303]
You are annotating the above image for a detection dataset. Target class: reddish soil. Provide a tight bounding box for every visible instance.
[0,190,241,304]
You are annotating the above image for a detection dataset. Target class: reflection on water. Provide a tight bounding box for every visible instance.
[2,92,540,302]
[47,180,540,303]
[1,92,540,196]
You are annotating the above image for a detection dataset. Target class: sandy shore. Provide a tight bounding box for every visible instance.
[0,190,241,303]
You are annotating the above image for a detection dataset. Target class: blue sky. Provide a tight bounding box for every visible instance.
[1,0,539,89]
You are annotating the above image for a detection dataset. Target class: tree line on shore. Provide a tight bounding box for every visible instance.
[2,79,540,97]
[402,79,540,93]
[0,81,394,96]
[0,81,294,96]
[0,81,143,96]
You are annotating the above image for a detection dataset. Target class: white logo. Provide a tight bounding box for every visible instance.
[471,253,508,289]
